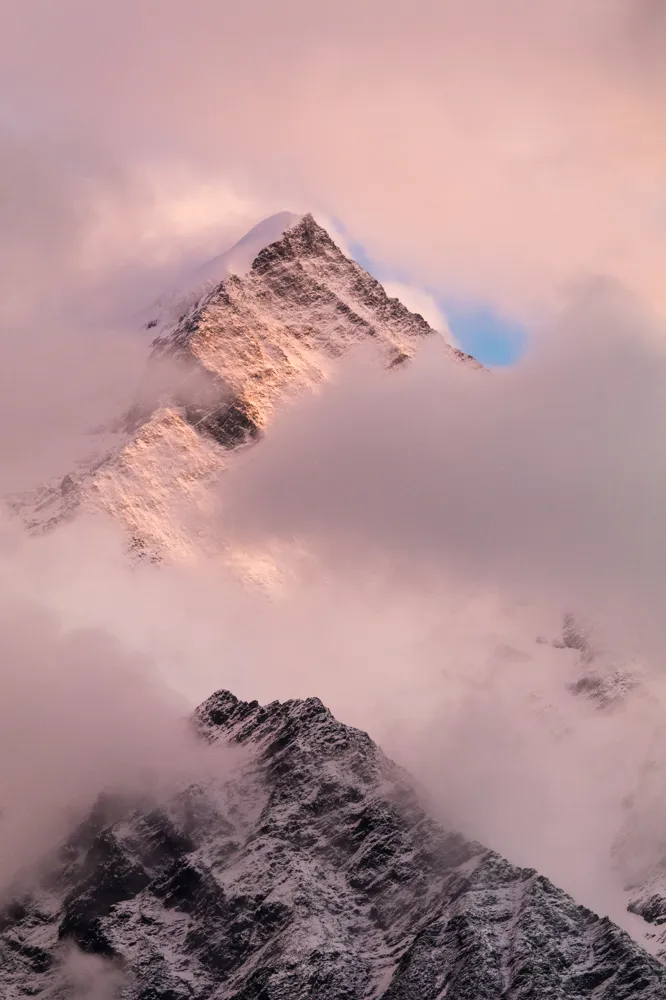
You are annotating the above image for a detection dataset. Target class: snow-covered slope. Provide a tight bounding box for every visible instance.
[11,214,478,559]
[1,690,664,999]
[145,211,304,333]
[183,212,304,288]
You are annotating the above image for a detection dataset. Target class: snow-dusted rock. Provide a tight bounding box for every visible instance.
[1,691,664,999]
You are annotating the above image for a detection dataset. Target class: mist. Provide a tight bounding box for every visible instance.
[222,280,666,659]
[0,129,264,492]
[3,490,666,946]
[0,516,254,906]
[1,0,666,968]
[0,589,188,893]
[3,274,666,947]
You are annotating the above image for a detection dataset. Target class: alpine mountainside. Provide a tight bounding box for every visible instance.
[11,214,479,558]
[1,690,664,999]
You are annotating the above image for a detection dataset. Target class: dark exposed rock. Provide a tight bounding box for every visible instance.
[630,895,666,926]
[562,612,592,655]
[185,394,262,449]
[59,473,76,495]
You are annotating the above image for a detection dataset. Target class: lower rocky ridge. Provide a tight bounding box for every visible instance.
[1,692,665,999]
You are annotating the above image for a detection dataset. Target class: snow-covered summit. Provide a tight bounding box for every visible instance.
[147,211,303,332]
[11,214,478,558]
[192,211,303,284]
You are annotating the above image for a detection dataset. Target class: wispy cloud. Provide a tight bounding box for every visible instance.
[1,0,666,319]
[2,0,666,955]
[382,281,457,346]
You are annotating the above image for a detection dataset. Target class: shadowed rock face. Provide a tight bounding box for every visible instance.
[1,691,665,999]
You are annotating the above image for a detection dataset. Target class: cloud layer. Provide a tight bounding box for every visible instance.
[2,0,664,492]
[2,0,666,319]
[222,280,666,658]
[2,0,666,960]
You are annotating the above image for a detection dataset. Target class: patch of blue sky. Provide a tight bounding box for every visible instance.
[440,301,526,366]
[332,217,526,367]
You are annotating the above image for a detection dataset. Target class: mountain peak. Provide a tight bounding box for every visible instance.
[194,689,356,759]
[2,687,665,999]
[202,210,304,278]
[10,208,479,554]
[196,688,330,729]
[250,212,344,274]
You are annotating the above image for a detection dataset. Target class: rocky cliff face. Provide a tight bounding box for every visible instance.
[1,691,664,999]
[10,215,477,560]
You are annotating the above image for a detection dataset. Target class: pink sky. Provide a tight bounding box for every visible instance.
[1,0,665,322]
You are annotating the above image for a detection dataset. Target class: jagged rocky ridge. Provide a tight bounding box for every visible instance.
[1,691,665,999]
[10,214,478,556]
